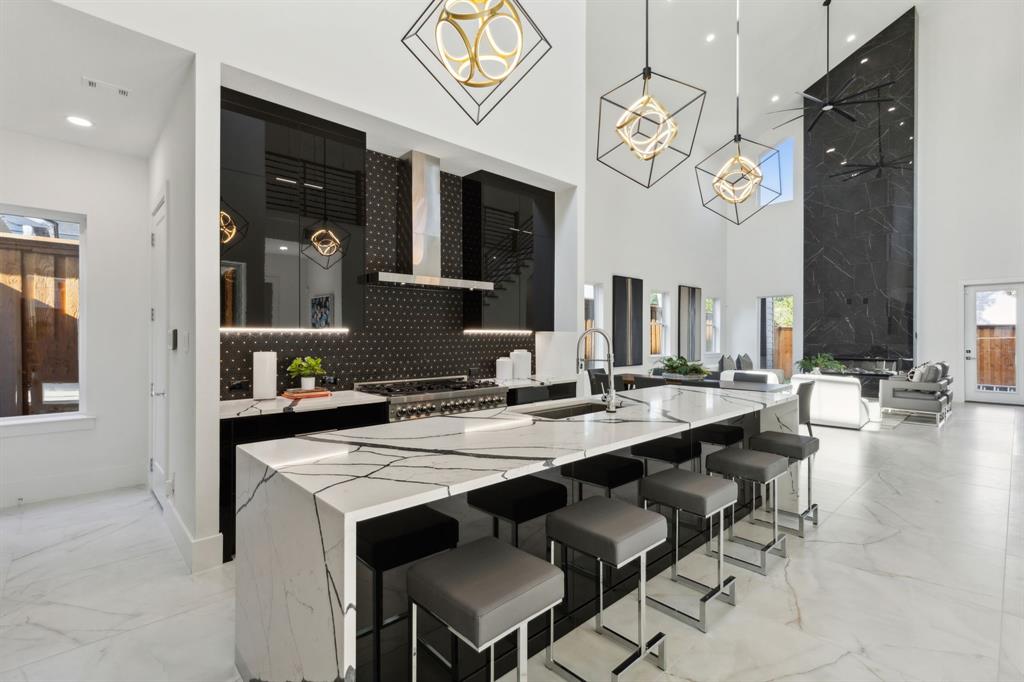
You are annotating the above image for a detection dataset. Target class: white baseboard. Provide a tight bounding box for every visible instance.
[162,498,224,573]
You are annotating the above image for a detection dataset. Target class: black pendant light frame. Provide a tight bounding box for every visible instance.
[301,156,351,271]
[595,0,707,189]
[772,0,895,132]
[829,87,913,181]
[695,0,782,226]
[402,0,552,125]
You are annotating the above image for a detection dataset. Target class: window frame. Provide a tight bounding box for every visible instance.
[649,291,671,358]
[704,297,721,354]
[0,203,88,425]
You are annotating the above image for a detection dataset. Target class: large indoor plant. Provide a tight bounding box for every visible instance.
[658,355,710,377]
[797,353,845,374]
[287,356,326,390]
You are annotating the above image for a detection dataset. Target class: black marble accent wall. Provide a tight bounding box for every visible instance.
[220,150,534,399]
[804,9,915,361]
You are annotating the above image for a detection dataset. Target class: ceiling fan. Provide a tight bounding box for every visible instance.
[829,87,913,181]
[773,0,894,132]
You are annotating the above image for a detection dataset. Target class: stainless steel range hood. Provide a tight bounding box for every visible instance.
[365,150,493,291]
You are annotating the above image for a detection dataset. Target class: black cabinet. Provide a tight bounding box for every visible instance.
[462,171,554,331]
[219,401,388,561]
[220,88,366,331]
[613,275,644,367]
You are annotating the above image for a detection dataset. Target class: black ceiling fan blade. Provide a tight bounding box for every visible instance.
[839,98,894,106]
[807,109,826,132]
[837,81,896,103]
[834,107,857,123]
[800,91,825,104]
[832,74,858,101]
[769,106,810,114]
[773,112,807,130]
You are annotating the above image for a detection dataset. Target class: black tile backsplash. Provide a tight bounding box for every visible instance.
[221,150,534,399]
[803,9,915,361]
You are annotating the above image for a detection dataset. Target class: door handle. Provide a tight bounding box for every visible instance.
[151,391,167,397]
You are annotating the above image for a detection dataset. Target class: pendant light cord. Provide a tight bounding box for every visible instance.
[824,0,831,100]
[734,0,741,141]
[644,0,650,71]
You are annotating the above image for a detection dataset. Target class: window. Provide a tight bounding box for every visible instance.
[704,297,721,353]
[761,137,795,206]
[649,292,669,356]
[759,295,794,378]
[0,210,82,418]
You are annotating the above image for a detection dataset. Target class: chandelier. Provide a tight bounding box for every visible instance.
[695,0,781,224]
[219,199,249,254]
[403,0,551,124]
[596,0,706,188]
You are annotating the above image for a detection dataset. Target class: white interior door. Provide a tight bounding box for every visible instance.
[149,194,170,507]
[964,283,1023,404]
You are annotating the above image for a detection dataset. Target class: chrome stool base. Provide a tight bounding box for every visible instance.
[757,454,820,539]
[545,541,668,682]
[645,506,736,633]
[705,476,787,576]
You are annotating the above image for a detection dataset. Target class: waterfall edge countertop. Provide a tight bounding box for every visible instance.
[234,383,798,682]
[237,384,796,522]
[219,390,386,420]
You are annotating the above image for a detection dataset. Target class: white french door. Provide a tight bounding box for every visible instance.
[964,283,1023,404]
[149,194,170,507]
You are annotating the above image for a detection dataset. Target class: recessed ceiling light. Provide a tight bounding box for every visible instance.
[899,121,905,126]
[909,135,914,140]
[860,57,869,64]
[826,147,836,154]
[840,160,848,165]
[887,106,896,112]
[278,245,288,251]
[706,33,715,42]
[66,115,93,128]
[771,94,780,103]
[846,34,856,43]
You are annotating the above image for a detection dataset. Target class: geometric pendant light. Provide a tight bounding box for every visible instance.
[301,159,350,270]
[219,198,249,255]
[402,0,552,125]
[596,0,707,188]
[695,0,782,225]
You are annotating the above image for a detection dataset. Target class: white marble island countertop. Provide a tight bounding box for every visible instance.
[234,383,798,682]
[238,384,796,522]
[219,389,386,420]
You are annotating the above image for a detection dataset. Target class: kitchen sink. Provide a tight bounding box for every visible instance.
[522,402,610,420]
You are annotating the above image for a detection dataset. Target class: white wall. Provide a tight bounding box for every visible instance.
[585,0,727,373]
[915,1,1024,400]
[0,129,150,507]
[722,2,1024,399]
[724,132,804,370]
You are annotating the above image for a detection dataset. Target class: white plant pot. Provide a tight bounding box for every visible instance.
[301,376,316,390]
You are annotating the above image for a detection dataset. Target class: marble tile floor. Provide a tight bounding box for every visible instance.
[1,402,1021,682]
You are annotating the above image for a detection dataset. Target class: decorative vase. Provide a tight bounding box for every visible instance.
[301,376,316,390]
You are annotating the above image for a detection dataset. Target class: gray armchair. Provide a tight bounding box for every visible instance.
[879,363,953,425]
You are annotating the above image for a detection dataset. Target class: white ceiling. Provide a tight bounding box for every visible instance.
[594,0,918,153]
[0,0,194,158]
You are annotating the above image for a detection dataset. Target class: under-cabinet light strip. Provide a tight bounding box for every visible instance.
[463,329,534,335]
[221,327,350,334]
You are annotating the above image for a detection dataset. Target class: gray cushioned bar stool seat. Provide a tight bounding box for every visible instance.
[407,536,563,681]
[748,432,821,538]
[544,497,668,681]
[640,469,738,632]
[704,446,789,575]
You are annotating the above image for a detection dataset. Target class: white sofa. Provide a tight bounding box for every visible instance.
[792,373,870,430]
[720,369,782,384]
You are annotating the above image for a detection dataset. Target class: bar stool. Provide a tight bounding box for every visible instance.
[631,435,702,474]
[640,468,738,632]
[407,536,563,682]
[545,496,668,681]
[705,447,789,575]
[357,506,459,682]
[560,454,644,503]
[692,422,745,449]
[468,475,567,547]
[748,430,820,537]
[633,375,667,389]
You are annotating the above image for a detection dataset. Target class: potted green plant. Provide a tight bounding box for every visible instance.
[658,355,711,377]
[797,353,846,374]
[287,356,326,390]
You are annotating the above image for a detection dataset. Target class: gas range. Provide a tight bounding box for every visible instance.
[353,376,508,422]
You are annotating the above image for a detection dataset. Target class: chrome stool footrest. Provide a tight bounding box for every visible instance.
[545,541,668,682]
[704,476,787,576]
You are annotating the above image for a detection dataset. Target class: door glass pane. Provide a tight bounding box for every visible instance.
[975,289,1017,393]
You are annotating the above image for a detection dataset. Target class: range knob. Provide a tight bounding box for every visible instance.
[396,407,407,418]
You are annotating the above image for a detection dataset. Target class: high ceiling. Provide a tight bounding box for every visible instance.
[0,0,193,158]
[588,0,918,154]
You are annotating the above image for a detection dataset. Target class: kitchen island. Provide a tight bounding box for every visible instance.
[234,384,799,682]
